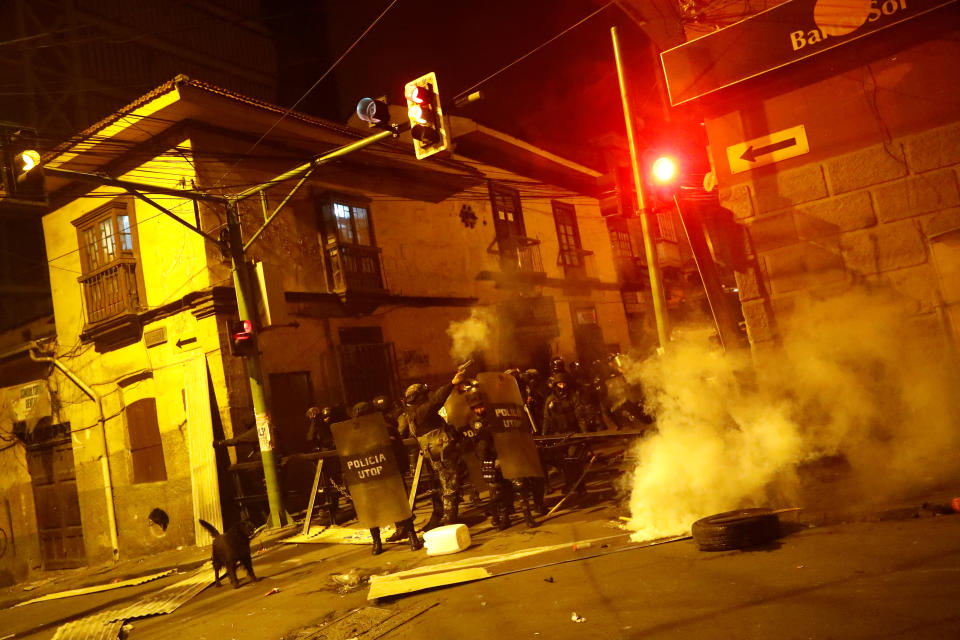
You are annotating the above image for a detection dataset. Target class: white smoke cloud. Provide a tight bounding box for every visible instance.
[447,307,495,364]
[624,289,960,540]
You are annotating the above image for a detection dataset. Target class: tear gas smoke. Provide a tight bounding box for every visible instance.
[447,308,494,363]
[624,289,960,540]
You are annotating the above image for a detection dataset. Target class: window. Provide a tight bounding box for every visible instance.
[73,198,143,324]
[329,202,373,246]
[606,216,634,260]
[489,184,525,237]
[318,194,384,293]
[125,398,167,483]
[552,201,585,271]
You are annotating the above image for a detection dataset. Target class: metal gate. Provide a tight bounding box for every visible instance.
[27,435,86,569]
[336,342,398,406]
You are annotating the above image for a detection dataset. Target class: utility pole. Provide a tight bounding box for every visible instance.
[611,26,671,350]
[43,127,397,530]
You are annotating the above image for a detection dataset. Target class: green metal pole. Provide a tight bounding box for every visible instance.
[611,26,671,350]
[226,199,286,528]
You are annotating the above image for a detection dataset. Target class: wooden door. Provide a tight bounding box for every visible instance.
[27,439,85,569]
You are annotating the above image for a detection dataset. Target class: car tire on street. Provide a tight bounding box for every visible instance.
[691,508,781,551]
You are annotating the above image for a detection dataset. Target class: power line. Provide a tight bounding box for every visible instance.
[211,0,399,191]
[452,1,615,103]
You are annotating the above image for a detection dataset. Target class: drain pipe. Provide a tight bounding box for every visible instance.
[29,347,120,562]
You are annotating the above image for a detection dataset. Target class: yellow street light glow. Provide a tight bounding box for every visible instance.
[20,149,41,172]
[652,156,678,183]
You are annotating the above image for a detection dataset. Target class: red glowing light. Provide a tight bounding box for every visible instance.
[651,156,679,183]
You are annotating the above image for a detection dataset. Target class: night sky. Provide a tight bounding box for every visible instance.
[269,0,660,171]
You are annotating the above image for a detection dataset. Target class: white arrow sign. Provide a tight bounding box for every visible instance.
[727,124,809,174]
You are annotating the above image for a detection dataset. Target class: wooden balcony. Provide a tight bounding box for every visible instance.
[487,236,544,275]
[79,258,141,324]
[613,255,647,286]
[557,248,596,280]
[326,243,385,295]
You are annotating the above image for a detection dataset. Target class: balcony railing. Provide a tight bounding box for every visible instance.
[487,236,544,274]
[557,248,596,280]
[327,243,385,294]
[79,258,141,324]
[613,255,647,285]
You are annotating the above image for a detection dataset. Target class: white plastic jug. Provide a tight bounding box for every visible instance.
[422,524,471,556]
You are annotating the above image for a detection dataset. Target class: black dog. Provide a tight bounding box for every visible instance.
[199,519,260,588]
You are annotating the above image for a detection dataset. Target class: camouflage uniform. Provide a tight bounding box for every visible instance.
[399,382,464,527]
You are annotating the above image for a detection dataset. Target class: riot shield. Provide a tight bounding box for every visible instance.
[476,372,544,480]
[440,388,473,432]
[331,413,412,529]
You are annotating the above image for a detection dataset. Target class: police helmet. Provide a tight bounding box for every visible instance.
[404,383,429,406]
[350,401,375,418]
[461,379,483,408]
[549,357,566,374]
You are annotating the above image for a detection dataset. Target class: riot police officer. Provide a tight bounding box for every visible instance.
[306,405,343,451]
[464,381,538,530]
[569,362,605,432]
[304,405,344,524]
[398,367,468,529]
[542,376,582,435]
[349,402,422,555]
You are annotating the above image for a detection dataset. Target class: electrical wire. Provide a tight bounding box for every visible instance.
[452,1,615,103]
[209,0,399,191]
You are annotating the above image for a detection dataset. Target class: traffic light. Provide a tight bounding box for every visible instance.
[404,72,450,159]
[2,127,43,199]
[229,319,257,357]
[356,96,393,131]
[651,155,679,185]
[644,151,684,213]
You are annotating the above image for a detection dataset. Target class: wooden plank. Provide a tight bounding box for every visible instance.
[184,355,223,546]
[408,452,424,509]
[367,568,491,600]
[302,459,325,536]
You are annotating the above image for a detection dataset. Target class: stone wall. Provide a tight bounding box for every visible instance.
[721,119,960,349]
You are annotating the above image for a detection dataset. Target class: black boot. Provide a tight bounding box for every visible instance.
[440,501,460,526]
[422,509,443,532]
[370,527,383,555]
[407,520,423,551]
[385,522,408,543]
[521,500,538,528]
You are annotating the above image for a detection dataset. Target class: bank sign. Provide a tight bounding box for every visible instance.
[661,0,957,105]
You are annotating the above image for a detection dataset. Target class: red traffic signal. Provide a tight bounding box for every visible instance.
[230,319,256,357]
[404,72,450,159]
[651,156,679,184]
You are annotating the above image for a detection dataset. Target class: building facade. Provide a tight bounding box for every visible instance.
[0,77,637,576]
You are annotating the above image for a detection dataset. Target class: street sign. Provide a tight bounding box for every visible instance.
[660,0,958,106]
[726,125,809,173]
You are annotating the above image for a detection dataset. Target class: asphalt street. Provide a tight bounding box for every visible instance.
[2,485,959,640]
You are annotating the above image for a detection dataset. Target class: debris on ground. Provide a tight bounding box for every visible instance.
[571,612,586,623]
[368,533,691,600]
[331,568,377,594]
[920,500,960,516]
[265,587,281,596]
[286,601,438,640]
[49,563,213,640]
[16,569,177,606]
[543,576,555,583]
